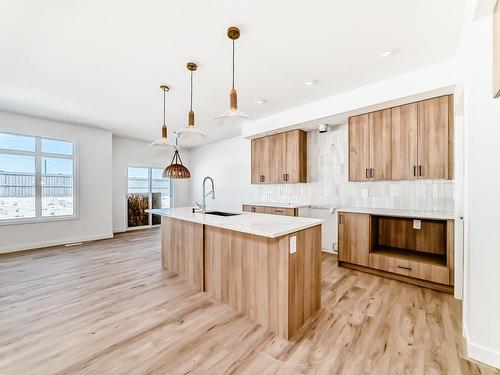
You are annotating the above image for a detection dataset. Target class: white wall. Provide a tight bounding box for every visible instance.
[0,112,113,253]
[112,136,191,233]
[458,0,500,367]
[188,136,259,212]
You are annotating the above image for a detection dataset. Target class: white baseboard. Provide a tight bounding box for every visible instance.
[467,340,500,369]
[113,226,127,234]
[0,233,114,254]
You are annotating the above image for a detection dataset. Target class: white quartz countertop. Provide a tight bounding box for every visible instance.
[337,207,455,220]
[243,202,310,209]
[148,207,323,238]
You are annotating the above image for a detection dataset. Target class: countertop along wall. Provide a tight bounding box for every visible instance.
[0,112,113,253]
[112,136,192,233]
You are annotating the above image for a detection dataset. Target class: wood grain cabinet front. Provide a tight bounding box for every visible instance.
[251,136,270,184]
[337,212,455,293]
[349,95,453,181]
[251,130,306,184]
[338,212,370,266]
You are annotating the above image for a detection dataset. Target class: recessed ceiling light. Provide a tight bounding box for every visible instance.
[256,99,267,104]
[304,79,316,86]
[379,49,395,58]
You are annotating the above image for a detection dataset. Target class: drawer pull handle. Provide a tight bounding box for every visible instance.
[274,210,283,213]
[397,265,412,271]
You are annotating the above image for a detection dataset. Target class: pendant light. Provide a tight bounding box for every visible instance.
[150,85,175,149]
[163,132,191,179]
[179,62,207,140]
[213,26,253,126]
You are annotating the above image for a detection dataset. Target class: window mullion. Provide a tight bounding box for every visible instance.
[148,168,152,226]
[35,137,42,218]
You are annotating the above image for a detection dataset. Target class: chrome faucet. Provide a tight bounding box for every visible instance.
[195,176,215,214]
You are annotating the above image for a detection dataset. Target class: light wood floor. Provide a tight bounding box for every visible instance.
[0,229,498,375]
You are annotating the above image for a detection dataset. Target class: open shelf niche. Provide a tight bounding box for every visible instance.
[369,216,449,266]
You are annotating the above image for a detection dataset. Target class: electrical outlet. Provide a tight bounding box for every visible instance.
[289,236,297,254]
[361,189,369,198]
[332,243,338,253]
[413,219,421,230]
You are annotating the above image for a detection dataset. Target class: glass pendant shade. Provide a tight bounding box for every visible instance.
[213,27,253,126]
[179,110,206,140]
[151,86,174,149]
[179,62,207,140]
[163,149,191,179]
[150,124,175,149]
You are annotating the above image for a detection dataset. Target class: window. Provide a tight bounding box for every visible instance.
[0,131,76,222]
[127,167,172,228]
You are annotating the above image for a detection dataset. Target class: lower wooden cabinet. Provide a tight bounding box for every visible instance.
[338,212,370,266]
[368,252,449,285]
[337,212,455,293]
[242,205,298,217]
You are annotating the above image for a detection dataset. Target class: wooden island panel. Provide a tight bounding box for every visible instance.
[288,224,322,335]
[161,216,204,290]
[204,224,321,339]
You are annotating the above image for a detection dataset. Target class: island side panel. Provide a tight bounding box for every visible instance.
[288,224,322,337]
[161,216,204,290]
[204,225,290,338]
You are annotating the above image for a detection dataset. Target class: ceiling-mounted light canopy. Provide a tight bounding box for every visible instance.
[163,133,191,179]
[179,62,206,140]
[213,26,253,126]
[150,85,175,149]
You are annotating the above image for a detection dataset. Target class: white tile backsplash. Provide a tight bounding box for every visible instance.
[258,124,454,212]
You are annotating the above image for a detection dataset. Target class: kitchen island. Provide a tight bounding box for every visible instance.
[149,207,323,339]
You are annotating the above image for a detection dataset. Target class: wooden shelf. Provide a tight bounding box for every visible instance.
[370,246,447,266]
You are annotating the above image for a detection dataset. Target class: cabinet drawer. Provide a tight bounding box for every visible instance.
[266,207,296,216]
[369,253,449,285]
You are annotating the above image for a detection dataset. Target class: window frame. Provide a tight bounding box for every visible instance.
[0,130,78,225]
[125,165,174,231]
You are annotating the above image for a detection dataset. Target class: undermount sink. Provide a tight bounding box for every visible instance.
[205,211,241,217]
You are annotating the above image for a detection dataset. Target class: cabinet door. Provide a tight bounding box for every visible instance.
[349,114,370,181]
[251,137,270,184]
[284,130,307,183]
[391,103,418,180]
[417,96,450,179]
[338,212,370,266]
[369,109,392,180]
[269,133,286,184]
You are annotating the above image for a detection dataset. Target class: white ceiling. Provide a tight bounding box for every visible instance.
[0,0,465,148]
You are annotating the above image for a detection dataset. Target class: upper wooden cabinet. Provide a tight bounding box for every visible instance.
[391,103,418,180]
[417,96,453,179]
[369,109,392,180]
[348,114,370,181]
[349,95,453,181]
[349,109,391,181]
[251,136,270,184]
[251,129,307,184]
